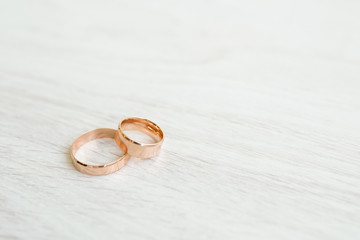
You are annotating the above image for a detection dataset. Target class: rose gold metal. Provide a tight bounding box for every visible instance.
[116,117,164,159]
[70,128,130,175]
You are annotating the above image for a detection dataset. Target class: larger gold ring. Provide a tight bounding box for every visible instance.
[70,128,130,175]
[116,117,164,159]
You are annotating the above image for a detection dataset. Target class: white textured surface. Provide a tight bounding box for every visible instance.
[1,0,360,239]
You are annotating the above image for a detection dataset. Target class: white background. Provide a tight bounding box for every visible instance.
[1,0,360,239]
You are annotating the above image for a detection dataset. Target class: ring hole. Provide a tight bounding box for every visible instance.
[75,138,125,166]
[124,130,156,144]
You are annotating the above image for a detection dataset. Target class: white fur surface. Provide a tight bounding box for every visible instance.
[0,0,360,239]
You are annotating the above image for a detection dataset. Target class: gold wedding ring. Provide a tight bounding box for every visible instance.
[70,128,130,175]
[70,118,164,175]
[116,117,164,159]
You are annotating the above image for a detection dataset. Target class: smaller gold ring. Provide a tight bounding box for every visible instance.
[70,128,130,175]
[116,117,164,159]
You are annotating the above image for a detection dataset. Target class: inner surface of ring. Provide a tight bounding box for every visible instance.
[72,129,115,152]
[72,129,127,162]
[121,119,163,143]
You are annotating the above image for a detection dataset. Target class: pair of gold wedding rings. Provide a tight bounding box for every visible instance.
[70,117,164,176]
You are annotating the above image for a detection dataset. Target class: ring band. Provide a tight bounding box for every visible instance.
[70,128,130,175]
[116,117,164,159]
